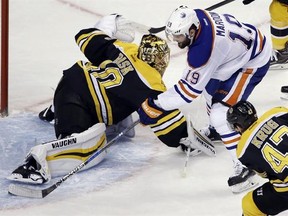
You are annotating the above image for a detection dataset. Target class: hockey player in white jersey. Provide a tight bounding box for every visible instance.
[138,6,272,193]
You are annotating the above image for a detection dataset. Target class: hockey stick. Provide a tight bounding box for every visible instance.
[8,119,140,198]
[131,0,236,34]
[181,146,192,178]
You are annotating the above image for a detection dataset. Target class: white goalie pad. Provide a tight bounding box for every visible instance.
[180,115,216,157]
[43,123,108,177]
[94,14,135,42]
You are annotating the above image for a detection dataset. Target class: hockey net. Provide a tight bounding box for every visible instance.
[0,0,9,117]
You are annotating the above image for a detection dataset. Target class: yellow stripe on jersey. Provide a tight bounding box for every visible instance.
[237,107,288,158]
[46,134,106,161]
[76,30,105,53]
[152,111,185,136]
[270,176,288,192]
[78,61,113,125]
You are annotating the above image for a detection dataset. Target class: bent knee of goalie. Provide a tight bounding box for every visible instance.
[242,191,266,216]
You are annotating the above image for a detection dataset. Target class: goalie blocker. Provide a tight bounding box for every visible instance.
[7,123,107,184]
[180,115,216,157]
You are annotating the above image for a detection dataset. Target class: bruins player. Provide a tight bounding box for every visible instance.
[227,101,288,216]
[8,15,213,184]
[243,0,288,69]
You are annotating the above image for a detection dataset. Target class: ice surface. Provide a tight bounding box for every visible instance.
[1,0,288,215]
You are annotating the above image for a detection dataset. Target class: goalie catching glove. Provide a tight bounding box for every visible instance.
[94,14,135,42]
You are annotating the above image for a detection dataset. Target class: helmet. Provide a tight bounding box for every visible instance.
[226,101,258,132]
[138,34,170,76]
[165,5,200,43]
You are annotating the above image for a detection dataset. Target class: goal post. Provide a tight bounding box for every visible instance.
[1,0,9,117]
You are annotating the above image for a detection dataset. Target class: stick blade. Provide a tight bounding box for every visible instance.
[8,184,44,198]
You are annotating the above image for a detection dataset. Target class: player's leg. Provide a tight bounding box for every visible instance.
[242,182,288,215]
[269,0,288,69]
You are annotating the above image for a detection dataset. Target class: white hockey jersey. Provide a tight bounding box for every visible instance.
[158,9,271,110]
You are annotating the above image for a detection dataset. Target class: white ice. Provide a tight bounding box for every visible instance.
[1,0,288,215]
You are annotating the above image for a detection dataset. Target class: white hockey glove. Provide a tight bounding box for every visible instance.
[94,14,135,42]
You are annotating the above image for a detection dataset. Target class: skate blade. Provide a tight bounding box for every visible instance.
[269,63,288,70]
[230,176,259,194]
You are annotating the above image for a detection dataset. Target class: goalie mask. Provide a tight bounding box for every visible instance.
[226,101,258,133]
[138,34,170,76]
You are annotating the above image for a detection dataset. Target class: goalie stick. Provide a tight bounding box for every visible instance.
[8,119,140,198]
[131,0,236,34]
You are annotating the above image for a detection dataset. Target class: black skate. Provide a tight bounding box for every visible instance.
[39,105,54,123]
[270,42,288,70]
[228,165,258,193]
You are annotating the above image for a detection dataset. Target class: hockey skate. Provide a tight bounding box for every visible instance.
[7,156,47,185]
[228,161,258,193]
[38,105,54,124]
[280,86,288,100]
[200,125,222,143]
[269,42,288,70]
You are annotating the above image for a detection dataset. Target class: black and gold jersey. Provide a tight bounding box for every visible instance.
[237,107,288,192]
[72,28,187,147]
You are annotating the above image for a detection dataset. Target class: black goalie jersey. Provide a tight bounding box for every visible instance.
[237,107,288,192]
[71,28,188,147]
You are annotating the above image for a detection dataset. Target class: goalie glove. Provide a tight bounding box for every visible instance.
[180,115,216,157]
[137,98,166,125]
[94,14,135,42]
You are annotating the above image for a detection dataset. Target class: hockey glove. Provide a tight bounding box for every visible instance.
[137,98,165,125]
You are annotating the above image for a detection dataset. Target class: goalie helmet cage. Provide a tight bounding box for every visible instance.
[1,0,9,117]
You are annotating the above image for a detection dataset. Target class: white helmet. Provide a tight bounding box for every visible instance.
[165,6,200,43]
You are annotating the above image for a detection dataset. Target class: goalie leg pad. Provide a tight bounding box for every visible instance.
[46,123,107,177]
[7,123,108,184]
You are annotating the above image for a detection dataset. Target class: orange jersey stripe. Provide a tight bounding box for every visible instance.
[226,69,253,105]
[178,81,198,99]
